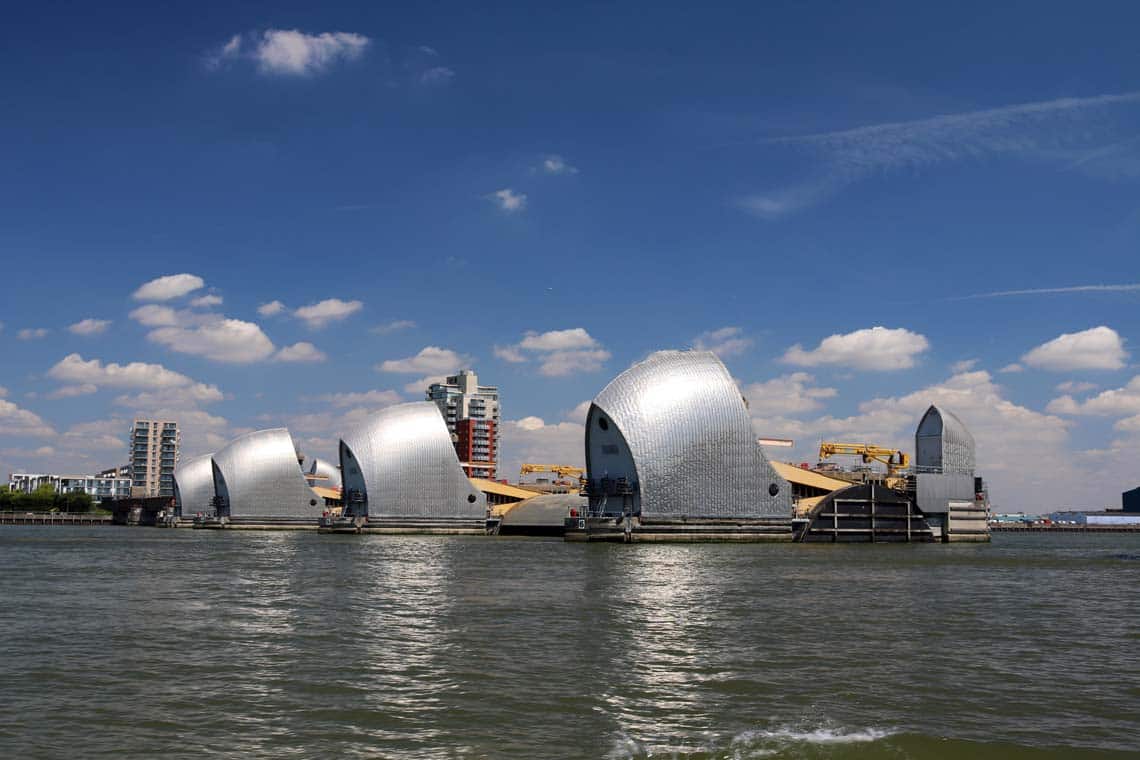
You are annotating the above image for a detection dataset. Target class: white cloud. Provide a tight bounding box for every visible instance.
[1022,326,1127,371]
[693,326,753,358]
[487,188,527,213]
[294,298,363,328]
[1047,376,1140,417]
[204,34,242,70]
[68,318,111,336]
[496,328,610,377]
[742,373,838,416]
[518,328,599,351]
[494,345,528,363]
[498,416,585,482]
[0,445,57,459]
[537,349,610,377]
[419,66,454,85]
[58,418,131,454]
[275,342,328,363]
[114,384,225,409]
[48,354,203,389]
[253,29,370,76]
[1056,380,1099,393]
[1000,363,1024,374]
[566,401,592,422]
[46,384,99,400]
[371,319,416,334]
[0,399,56,438]
[403,375,447,395]
[258,300,286,317]
[378,347,469,374]
[132,273,205,301]
[190,294,223,308]
[128,304,180,327]
[782,326,930,371]
[147,319,276,363]
[17,328,49,340]
[1115,414,1140,432]
[542,155,578,175]
[742,90,1140,217]
[951,358,979,373]
[317,389,403,408]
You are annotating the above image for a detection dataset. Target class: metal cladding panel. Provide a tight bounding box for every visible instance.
[915,473,976,514]
[338,402,485,518]
[307,457,342,490]
[211,428,322,518]
[173,453,215,517]
[588,350,791,518]
[915,405,976,475]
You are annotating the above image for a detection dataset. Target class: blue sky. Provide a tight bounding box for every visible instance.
[2,1,1139,511]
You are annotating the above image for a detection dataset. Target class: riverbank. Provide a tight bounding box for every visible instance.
[0,511,112,525]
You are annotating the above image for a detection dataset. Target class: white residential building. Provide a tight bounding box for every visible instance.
[8,472,133,501]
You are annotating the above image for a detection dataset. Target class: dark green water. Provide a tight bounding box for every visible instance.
[0,528,1137,759]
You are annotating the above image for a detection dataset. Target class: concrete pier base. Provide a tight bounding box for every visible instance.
[564,515,794,542]
[316,515,499,536]
[192,516,320,530]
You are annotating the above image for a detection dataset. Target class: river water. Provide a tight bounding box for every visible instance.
[0,528,1137,759]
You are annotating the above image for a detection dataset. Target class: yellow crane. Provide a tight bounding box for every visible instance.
[817,442,911,476]
[519,463,585,481]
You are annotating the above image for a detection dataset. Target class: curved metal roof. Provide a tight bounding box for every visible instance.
[173,453,214,517]
[915,405,976,475]
[587,350,791,518]
[211,428,322,518]
[338,402,485,518]
[306,456,342,491]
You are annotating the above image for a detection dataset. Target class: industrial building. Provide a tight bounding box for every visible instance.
[129,419,180,498]
[1047,510,1140,527]
[1124,486,1140,513]
[569,350,794,541]
[797,404,990,542]
[427,370,500,479]
[329,401,488,533]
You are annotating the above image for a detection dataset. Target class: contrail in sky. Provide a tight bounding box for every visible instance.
[951,284,1140,300]
[738,90,1140,219]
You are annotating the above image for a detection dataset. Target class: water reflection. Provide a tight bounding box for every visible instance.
[597,545,746,755]
[1,531,1138,758]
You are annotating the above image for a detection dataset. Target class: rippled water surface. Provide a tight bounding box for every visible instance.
[0,528,1137,758]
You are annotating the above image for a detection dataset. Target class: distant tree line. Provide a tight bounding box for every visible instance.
[0,484,96,513]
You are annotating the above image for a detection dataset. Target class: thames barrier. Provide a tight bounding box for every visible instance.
[153,349,995,543]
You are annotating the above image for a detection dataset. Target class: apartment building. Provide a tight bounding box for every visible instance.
[129,419,180,497]
[426,370,500,479]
